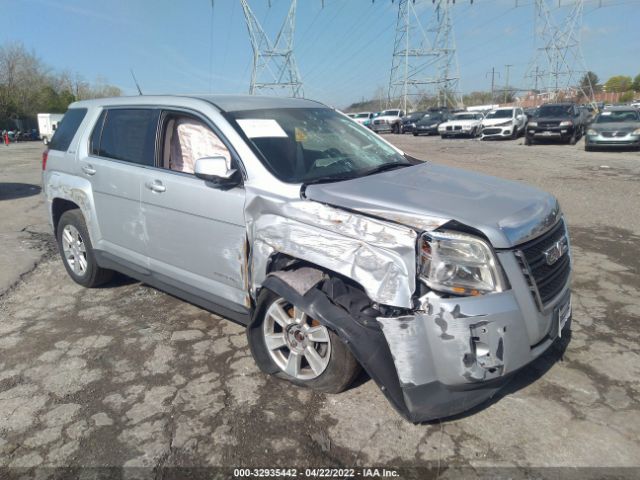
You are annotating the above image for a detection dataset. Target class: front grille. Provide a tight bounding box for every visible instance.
[515,219,571,308]
[539,121,560,128]
[482,128,501,135]
[601,131,629,138]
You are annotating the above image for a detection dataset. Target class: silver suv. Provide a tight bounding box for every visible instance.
[43,95,572,422]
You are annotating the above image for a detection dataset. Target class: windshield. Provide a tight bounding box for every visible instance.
[453,113,481,120]
[380,110,400,117]
[354,113,370,118]
[485,109,513,119]
[418,113,443,123]
[595,110,640,123]
[538,105,573,117]
[229,108,410,184]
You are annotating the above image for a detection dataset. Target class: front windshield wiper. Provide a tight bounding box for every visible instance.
[301,172,362,186]
[302,162,411,187]
[360,162,411,177]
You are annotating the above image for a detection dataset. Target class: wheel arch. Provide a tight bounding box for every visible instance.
[248,271,410,419]
[52,198,81,235]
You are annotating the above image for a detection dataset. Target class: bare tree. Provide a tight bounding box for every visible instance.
[0,41,121,125]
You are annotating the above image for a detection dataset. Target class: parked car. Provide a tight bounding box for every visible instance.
[364,111,381,129]
[438,112,484,138]
[524,108,538,121]
[351,112,374,126]
[43,95,572,423]
[399,111,428,134]
[525,102,586,145]
[370,109,405,134]
[584,106,640,151]
[480,107,527,140]
[413,111,449,136]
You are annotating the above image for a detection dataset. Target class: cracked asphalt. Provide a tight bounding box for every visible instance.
[1,138,639,478]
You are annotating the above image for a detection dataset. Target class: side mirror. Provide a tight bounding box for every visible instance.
[194,156,239,186]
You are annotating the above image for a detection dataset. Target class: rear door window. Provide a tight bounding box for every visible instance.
[96,109,160,167]
[48,108,88,151]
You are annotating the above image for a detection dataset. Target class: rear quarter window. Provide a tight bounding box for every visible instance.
[48,108,88,151]
[95,108,159,166]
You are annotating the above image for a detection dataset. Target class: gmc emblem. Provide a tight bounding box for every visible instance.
[543,236,569,266]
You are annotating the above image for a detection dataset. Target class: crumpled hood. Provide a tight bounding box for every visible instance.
[304,162,560,249]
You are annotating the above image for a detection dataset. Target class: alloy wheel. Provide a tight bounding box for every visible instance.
[263,298,331,380]
[61,224,88,276]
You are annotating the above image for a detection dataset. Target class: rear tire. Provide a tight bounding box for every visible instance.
[57,209,113,288]
[248,288,361,394]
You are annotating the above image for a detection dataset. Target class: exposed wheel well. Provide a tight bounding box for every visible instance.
[52,198,80,234]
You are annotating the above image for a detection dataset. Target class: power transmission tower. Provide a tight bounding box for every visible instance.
[524,0,594,104]
[240,0,304,97]
[387,0,464,112]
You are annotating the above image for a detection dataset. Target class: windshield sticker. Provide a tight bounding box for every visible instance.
[237,119,288,138]
[294,127,308,142]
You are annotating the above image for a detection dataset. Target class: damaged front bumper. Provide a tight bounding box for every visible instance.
[378,283,571,422]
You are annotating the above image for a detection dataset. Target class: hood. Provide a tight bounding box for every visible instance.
[590,122,640,132]
[482,117,514,126]
[304,162,560,249]
[376,115,400,122]
[442,119,481,127]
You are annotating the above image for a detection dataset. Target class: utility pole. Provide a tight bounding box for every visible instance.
[486,67,499,104]
[240,0,304,97]
[504,64,513,103]
[387,0,469,111]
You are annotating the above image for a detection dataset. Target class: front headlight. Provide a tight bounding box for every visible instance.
[559,120,573,127]
[528,121,537,127]
[587,129,597,135]
[420,231,505,296]
[633,128,640,135]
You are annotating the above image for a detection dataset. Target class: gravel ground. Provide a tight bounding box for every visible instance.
[0,138,639,479]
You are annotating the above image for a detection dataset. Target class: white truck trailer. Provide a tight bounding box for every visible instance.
[37,113,64,145]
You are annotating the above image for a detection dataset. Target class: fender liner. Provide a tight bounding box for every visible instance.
[248,273,411,420]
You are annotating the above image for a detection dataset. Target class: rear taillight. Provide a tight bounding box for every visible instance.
[42,149,48,170]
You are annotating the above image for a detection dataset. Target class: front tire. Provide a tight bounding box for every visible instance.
[57,209,113,287]
[248,288,360,394]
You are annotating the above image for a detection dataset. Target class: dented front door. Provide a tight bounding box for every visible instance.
[140,169,247,310]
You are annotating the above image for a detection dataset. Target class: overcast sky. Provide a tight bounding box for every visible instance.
[6,0,640,107]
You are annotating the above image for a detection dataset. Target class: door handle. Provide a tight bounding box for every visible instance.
[145,180,166,193]
[81,165,96,176]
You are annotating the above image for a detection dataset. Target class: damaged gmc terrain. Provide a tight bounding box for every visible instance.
[43,95,572,422]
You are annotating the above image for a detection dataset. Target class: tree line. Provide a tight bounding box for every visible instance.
[0,42,122,130]
[580,71,640,102]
